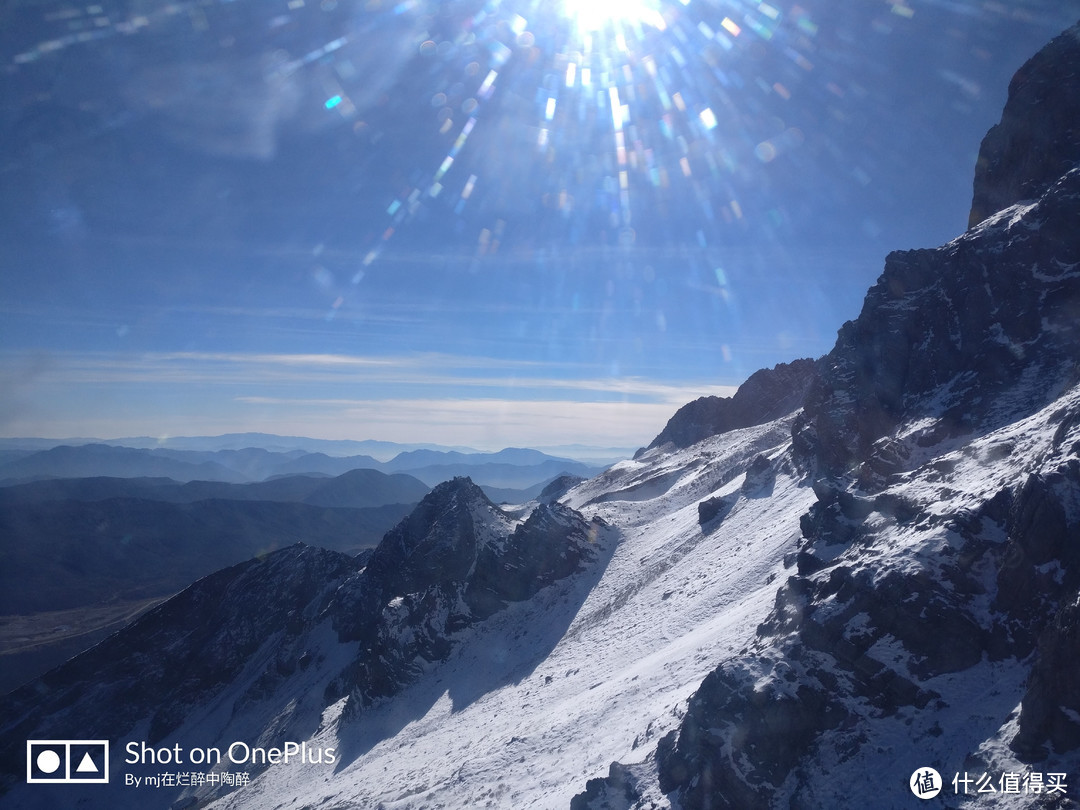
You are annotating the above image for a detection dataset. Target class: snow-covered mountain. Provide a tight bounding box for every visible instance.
[3,20,1080,810]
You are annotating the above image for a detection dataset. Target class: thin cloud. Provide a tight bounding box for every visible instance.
[236,397,679,449]
[4,350,737,402]
[0,349,742,446]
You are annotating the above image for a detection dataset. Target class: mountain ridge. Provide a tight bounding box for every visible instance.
[587,19,1080,810]
[0,442,607,490]
[643,358,818,453]
[0,477,611,805]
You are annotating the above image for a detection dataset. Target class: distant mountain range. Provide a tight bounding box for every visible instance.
[0,443,601,694]
[0,441,609,489]
[0,468,430,508]
[0,434,477,460]
[0,465,429,693]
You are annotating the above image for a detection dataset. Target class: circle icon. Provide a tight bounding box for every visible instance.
[36,750,61,774]
[911,767,943,799]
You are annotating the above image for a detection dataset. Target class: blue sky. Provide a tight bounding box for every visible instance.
[2,0,1078,451]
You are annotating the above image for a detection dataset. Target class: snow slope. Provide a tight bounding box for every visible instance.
[193,417,809,810]
[665,382,1080,810]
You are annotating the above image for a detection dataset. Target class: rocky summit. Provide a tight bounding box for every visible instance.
[601,19,1080,810]
[325,477,599,712]
[968,23,1080,229]
[645,358,818,453]
[0,477,605,807]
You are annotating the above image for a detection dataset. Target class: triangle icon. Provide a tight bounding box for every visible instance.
[76,752,99,773]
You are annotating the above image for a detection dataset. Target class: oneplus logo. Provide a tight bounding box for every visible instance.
[27,740,109,784]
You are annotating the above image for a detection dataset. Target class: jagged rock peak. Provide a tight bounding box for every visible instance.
[329,476,513,641]
[365,476,510,587]
[969,20,1080,228]
[798,162,1080,477]
[645,358,818,452]
[539,473,585,503]
[327,486,597,709]
[413,475,493,509]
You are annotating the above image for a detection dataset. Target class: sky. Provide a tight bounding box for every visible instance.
[1,0,1078,452]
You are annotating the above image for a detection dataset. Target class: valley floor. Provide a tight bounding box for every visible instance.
[0,597,168,694]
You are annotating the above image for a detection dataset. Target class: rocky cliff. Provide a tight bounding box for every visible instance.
[0,477,600,801]
[645,358,818,453]
[583,20,1080,810]
[968,23,1080,228]
[325,477,597,711]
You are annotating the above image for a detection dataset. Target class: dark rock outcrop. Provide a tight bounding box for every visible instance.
[465,498,594,616]
[326,477,597,709]
[0,544,359,790]
[330,477,511,643]
[740,453,776,496]
[639,22,1080,810]
[657,666,847,810]
[969,22,1080,228]
[646,358,817,452]
[796,162,1080,476]
[995,465,1080,643]
[539,474,586,503]
[1013,589,1080,759]
[697,494,729,527]
[569,761,642,810]
[1007,459,1080,759]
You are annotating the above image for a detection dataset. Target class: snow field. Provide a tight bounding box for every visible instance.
[208,417,811,809]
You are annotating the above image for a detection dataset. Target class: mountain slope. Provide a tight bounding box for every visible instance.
[0,497,407,614]
[203,421,803,810]
[589,20,1080,810]
[0,478,609,808]
[650,386,1080,810]
[0,468,430,507]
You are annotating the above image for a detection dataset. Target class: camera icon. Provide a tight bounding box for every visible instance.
[26,740,109,784]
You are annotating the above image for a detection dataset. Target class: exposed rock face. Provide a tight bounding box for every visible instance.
[0,544,359,789]
[1013,590,1080,759]
[796,164,1080,476]
[798,16,1080,478]
[630,23,1080,810]
[0,477,599,796]
[570,762,642,810]
[969,23,1080,228]
[657,665,848,810]
[326,477,597,709]
[539,474,586,503]
[1009,460,1080,759]
[645,358,817,452]
[697,494,729,527]
[330,477,515,645]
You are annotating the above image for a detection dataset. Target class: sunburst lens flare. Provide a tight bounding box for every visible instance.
[561,0,667,33]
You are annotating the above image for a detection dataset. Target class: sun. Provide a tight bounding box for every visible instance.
[561,0,667,33]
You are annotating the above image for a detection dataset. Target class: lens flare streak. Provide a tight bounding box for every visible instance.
[11,0,1005,373]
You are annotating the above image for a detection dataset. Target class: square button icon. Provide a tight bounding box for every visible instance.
[27,740,109,784]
